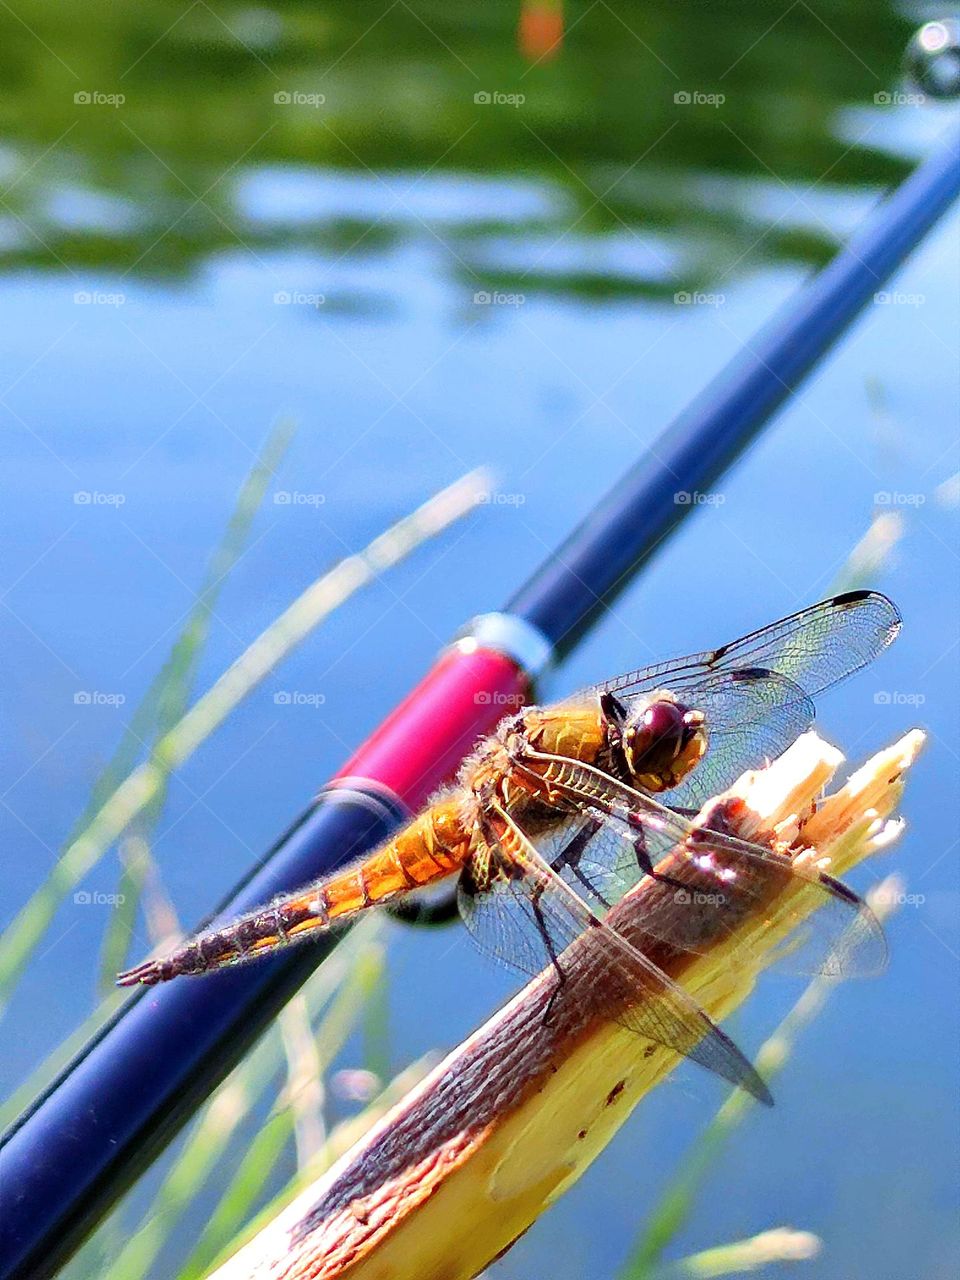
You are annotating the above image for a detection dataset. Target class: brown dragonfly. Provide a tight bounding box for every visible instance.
[118,590,900,1104]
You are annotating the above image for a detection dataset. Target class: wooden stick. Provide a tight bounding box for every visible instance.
[210,729,924,1280]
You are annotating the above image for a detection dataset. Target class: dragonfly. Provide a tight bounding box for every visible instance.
[118,589,901,1105]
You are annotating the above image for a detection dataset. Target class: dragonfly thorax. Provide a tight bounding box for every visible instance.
[458,704,606,823]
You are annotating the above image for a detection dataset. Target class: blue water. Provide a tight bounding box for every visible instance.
[1,6,959,1275]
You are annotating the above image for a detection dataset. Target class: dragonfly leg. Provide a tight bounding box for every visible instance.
[550,815,611,907]
[629,820,688,892]
[530,883,568,1025]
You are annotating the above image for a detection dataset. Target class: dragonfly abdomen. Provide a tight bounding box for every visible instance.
[115,889,328,986]
[116,800,471,986]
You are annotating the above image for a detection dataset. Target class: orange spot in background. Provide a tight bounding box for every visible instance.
[519,0,564,62]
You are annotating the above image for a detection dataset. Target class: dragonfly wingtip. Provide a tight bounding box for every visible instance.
[754,1078,775,1108]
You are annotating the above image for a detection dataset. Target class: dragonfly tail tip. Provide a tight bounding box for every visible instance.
[115,961,161,988]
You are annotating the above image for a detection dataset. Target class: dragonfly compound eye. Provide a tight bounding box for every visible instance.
[625,699,707,791]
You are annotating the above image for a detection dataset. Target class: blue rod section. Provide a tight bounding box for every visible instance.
[508,130,960,658]
[0,791,404,1280]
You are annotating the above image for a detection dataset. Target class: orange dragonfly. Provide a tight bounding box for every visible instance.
[118,590,900,1104]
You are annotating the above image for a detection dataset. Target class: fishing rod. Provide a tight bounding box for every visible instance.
[1,129,957,1280]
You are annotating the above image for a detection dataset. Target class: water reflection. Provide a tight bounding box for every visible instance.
[1,0,915,298]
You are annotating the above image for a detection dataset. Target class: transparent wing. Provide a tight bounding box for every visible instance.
[589,591,901,714]
[512,754,886,978]
[531,812,621,909]
[458,812,772,1105]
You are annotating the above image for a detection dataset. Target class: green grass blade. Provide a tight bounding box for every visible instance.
[96,842,151,996]
[618,1128,732,1280]
[360,938,391,1086]
[175,1109,294,1280]
[104,1079,257,1279]
[74,419,293,885]
[112,928,384,1280]
[139,417,295,830]
[649,1227,821,1278]
[193,1053,438,1280]
[96,421,293,990]
[176,930,386,1279]
[0,422,292,1012]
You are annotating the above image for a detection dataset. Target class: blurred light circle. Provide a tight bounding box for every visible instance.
[904,19,960,98]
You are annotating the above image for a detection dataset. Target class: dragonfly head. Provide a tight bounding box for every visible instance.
[600,691,707,792]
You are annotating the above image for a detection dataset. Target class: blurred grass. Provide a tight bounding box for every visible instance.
[103,926,386,1280]
[0,420,294,1009]
[647,1228,821,1277]
[0,464,487,1009]
[176,920,415,1280]
[0,424,294,1120]
[193,1051,439,1280]
[95,420,296,991]
[97,837,181,996]
[2,462,486,1280]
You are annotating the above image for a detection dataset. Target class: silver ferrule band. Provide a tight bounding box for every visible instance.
[451,611,555,682]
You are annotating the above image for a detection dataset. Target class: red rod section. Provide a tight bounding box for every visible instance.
[332,643,530,812]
